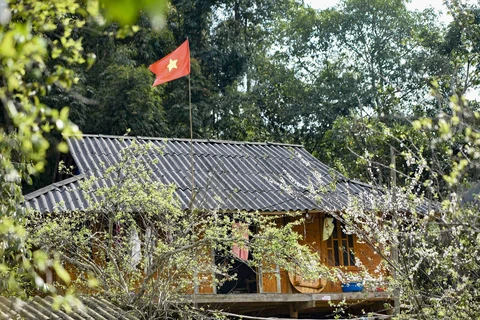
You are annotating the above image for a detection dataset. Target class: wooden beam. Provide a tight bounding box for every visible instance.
[294,301,315,311]
[181,292,392,304]
[220,312,392,320]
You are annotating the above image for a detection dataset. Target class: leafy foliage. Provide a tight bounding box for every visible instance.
[0,0,166,298]
[336,102,480,318]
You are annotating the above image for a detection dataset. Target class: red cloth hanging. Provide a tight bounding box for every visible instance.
[232,222,249,260]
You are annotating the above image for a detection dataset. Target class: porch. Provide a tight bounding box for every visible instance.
[184,292,392,318]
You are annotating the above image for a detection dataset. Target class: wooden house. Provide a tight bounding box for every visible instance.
[25,135,392,318]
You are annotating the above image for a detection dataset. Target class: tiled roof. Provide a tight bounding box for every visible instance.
[0,295,139,320]
[25,135,378,213]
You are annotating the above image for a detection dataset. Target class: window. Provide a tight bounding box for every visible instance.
[325,218,355,267]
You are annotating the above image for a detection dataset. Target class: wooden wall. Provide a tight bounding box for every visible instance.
[280,212,382,293]
[194,212,383,294]
[61,212,383,295]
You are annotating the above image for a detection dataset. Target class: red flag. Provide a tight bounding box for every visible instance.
[149,40,190,87]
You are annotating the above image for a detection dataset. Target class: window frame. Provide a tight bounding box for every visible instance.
[324,217,356,268]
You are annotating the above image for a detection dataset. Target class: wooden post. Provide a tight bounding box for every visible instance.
[258,264,264,293]
[289,303,298,319]
[390,146,396,188]
[275,264,281,293]
[194,269,199,294]
[211,248,217,294]
[390,146,400,316]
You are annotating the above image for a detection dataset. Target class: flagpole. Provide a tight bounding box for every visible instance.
[188,70,200,302]
[188,73,195,213]
[148,38,197,293]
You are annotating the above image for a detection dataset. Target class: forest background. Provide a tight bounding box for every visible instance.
[5,0,477,199]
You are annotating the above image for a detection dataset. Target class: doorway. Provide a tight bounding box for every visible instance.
[217,255,257,294]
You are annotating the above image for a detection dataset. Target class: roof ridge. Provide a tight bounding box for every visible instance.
[68,134,304,148]
[24,173,85,200]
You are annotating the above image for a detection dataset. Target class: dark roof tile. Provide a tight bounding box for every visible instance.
[25,135,377,213]
[0,295,141,320]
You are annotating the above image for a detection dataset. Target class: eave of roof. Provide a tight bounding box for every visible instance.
[24,173,85,201]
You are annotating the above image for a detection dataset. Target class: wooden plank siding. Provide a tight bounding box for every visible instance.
[261,262,281,293]
[278,212,382,294]
[61,212,382,297]
[187,212,383,295]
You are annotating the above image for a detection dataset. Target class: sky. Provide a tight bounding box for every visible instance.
[305,0,448,10]
[305,0,453,22]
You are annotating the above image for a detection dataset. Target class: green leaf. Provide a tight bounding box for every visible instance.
[53,261,71,284]
[57,141,69,153]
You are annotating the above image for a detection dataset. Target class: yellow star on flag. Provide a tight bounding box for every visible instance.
[167,59,178,72]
